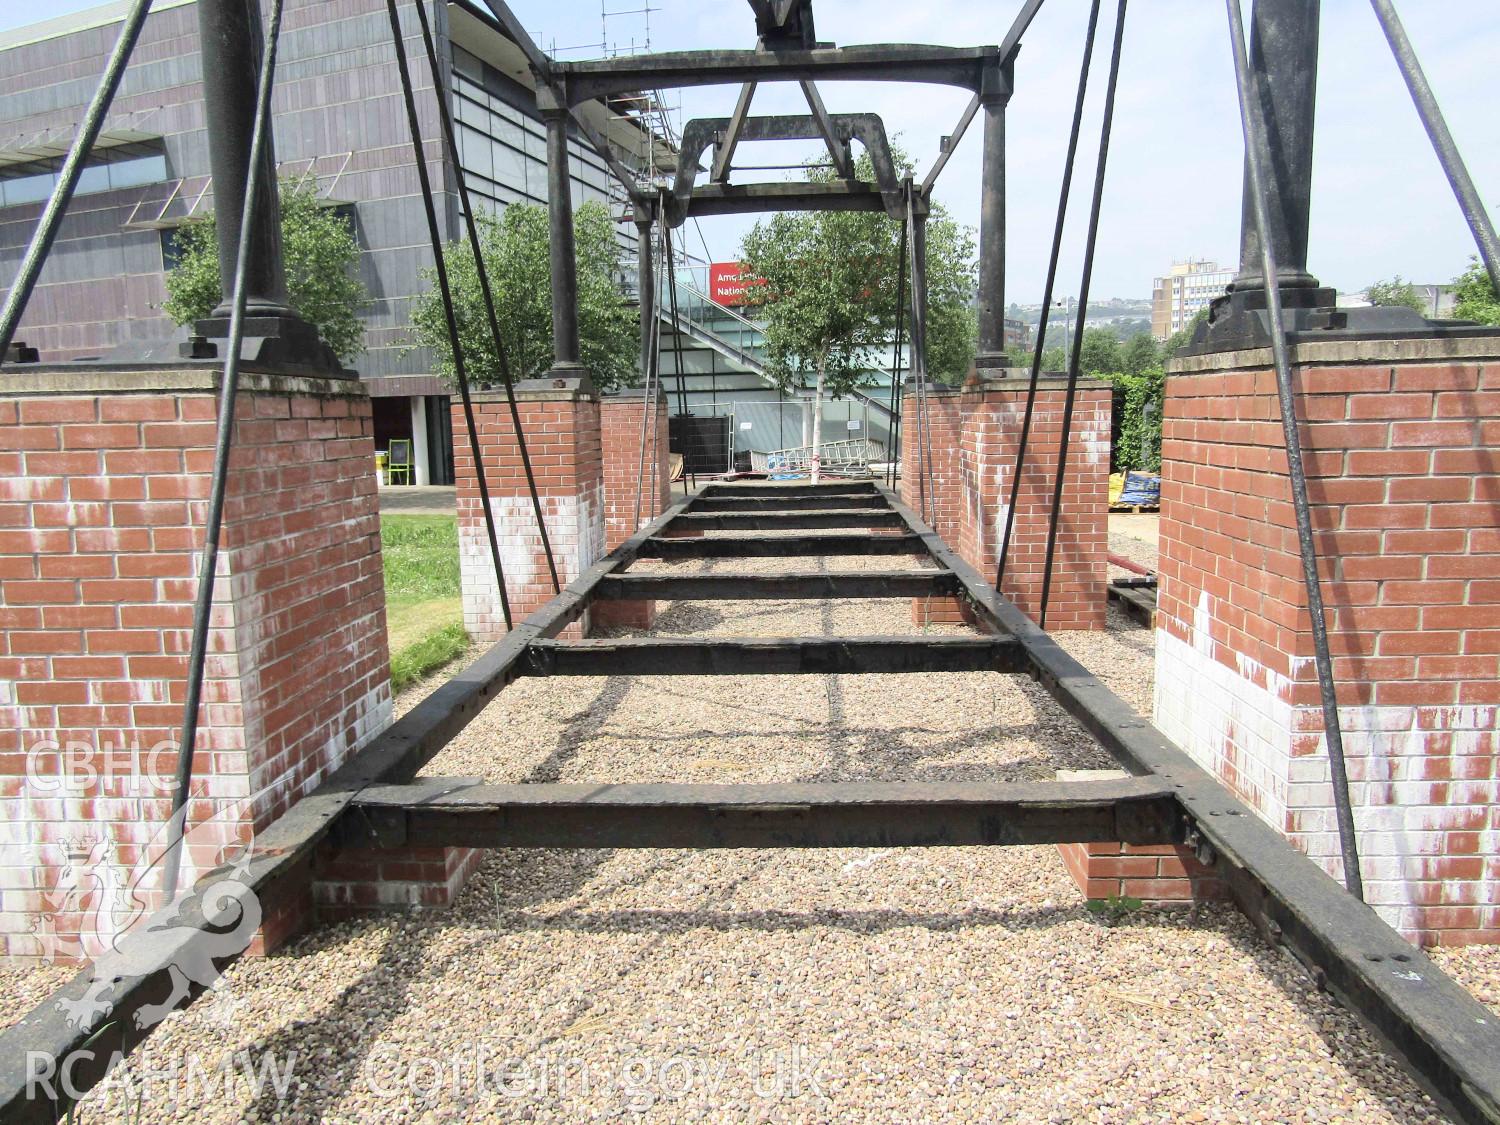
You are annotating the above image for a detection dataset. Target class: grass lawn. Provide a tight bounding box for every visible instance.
[381,514,468,692]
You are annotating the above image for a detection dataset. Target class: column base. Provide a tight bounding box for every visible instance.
[592,599,657,631]
[1158,334,1500,943]
[313,843,487,923]
[537,361,595,391]
[969,352,1025,381]
[191,312,350,375]
[1190,287,1500,353]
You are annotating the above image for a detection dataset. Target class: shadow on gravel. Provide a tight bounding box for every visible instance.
[468,902,1094,938]
[647,600,728,633]
[242,921,431,1123]
[456,851,786,1063]
[524,674,636,783]
[1098,603,1154,657]
[1200,908,1447,1120]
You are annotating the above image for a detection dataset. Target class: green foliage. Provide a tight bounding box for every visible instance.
[1009,322,1158,379]
[408,201,635,392]
[1120,333,1162,377]
[162,178,369,362]
[381,515,460,600]
[738,148,977,396]
[1078,327,1121,377]
[160,218,220,328]
[1085,894,1144,925]
[1039,345,1068,372]
[1006,325,1166,474]
[1164,307,1210,355]
[1366,275,1426,314]
[921,210,979,383]
[381,515,466,691]
[390,621,468,692]
[1106,367,1166,473]
[1083,331,1168,474]
[1001,342,1075,374]
[1453,258,1500,325]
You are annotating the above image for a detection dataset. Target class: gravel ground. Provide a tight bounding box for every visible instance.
[1106,512,1159,583]
[1430,946,1500,1011]
[46,858,1454,1124]
[421,581,1112,786]
[628,552,940,574]
[0,964,73,1032]
[6,537,1492,1122]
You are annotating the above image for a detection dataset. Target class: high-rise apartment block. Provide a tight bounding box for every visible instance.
[1151,259,1234,339]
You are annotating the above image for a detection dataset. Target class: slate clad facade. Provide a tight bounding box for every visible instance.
[0,0,635,482]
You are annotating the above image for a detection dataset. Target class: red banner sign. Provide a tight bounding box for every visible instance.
[709,261,764,306]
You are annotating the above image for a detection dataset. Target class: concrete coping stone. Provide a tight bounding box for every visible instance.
[1166,332,1500,375]
[900,373,1112,398]
[472,368,598,404]
[1056,768,1131,783]
[967,373,1112,392]
[0,363,369,398]
[600,387,659,403]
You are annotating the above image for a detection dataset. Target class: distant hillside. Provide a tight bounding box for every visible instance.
[1011,297,1154,339]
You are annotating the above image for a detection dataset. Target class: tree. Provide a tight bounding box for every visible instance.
[1004,343,1068,372]
[739,148,976,482]
[162,178,368,363]
[922,212,980,382]
[1164,307,1210,355]
[1453,258,1500,325]
[1120,332,1161,377]
[1040,345,1069,372]
[1077,327,1122,377]
[409,201,636,392]
[1366,275,1426,314]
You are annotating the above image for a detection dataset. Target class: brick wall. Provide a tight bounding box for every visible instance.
[600,391,670,552]
[959,377,1110,631]
[899,384,971,624]
[595,391,670,631]
[312,842,486,922]
[1156,337,1500,944]
[0,369,391,963]
[899,382,965,545]
[453,377,605,641]
[901,375,1108,631]
[1058,842,1225,903]
[1050,768,1223,908]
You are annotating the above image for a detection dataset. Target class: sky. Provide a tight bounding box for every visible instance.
[4,0,1496,302]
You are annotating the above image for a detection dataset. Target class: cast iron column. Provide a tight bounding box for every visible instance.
[197,0,291,317]
[636,218,654,379]
[911,205,930,377]
[1227,0,1323,300]
[975,59,1013,361]
[546,109,582,366]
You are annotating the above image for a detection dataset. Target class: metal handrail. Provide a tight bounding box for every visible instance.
[659,276,901,430]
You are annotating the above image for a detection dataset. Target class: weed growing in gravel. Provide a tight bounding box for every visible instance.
[1084,894,1143,926]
